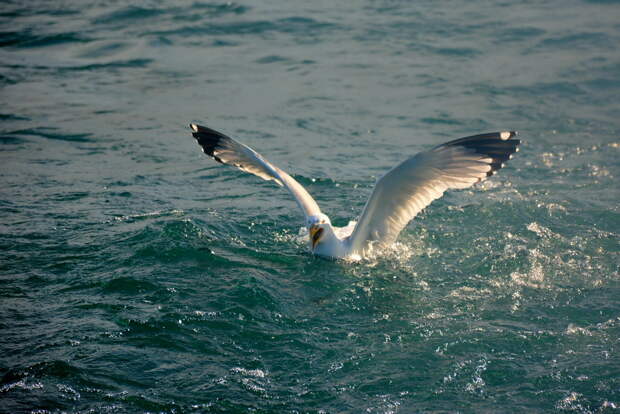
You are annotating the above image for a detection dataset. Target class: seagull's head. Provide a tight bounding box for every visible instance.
[307,214,332,249]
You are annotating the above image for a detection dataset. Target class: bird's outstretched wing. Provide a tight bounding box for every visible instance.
[190,123,322,220]
[348,131,520,253]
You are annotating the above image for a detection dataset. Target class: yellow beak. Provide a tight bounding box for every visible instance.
[309,225,323,248]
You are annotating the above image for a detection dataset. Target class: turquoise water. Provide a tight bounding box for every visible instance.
[1,0,619,412]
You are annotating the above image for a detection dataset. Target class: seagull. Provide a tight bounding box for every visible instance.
[190,123,520,260]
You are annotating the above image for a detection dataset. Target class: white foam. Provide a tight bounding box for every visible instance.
[231,367,267,378]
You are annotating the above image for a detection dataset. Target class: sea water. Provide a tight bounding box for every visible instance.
[1,0,619,412]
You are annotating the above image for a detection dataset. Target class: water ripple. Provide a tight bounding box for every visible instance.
[1,0,619,412]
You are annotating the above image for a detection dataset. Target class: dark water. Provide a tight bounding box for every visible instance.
[1,0,619,412]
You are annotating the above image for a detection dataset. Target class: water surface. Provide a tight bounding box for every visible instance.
[1,0,619,412]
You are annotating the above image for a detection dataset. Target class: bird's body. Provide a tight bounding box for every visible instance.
[190,124,520,260]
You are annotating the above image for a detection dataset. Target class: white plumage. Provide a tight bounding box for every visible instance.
[190,124,520,260]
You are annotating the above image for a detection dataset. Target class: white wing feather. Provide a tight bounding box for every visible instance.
[348,132,519,253]
[190,124,322,220]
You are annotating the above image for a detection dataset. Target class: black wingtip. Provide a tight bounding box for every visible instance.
[440,130,521,177]
[189,123,229,161]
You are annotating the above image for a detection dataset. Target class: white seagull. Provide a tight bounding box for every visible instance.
[190,123,520,260]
